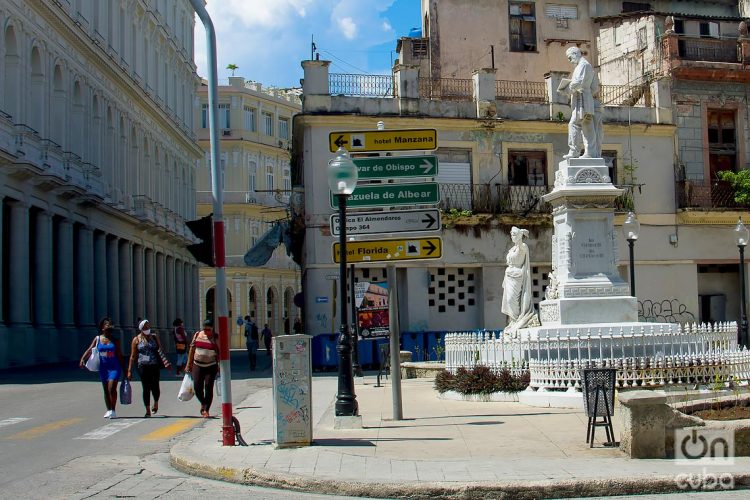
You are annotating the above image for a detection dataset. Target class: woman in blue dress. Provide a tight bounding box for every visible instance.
[80,317,125,419]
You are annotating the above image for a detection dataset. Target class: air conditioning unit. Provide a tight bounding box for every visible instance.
[222,129,231,136]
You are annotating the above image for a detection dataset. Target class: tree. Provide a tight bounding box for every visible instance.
[718,169,750,206]
[226,64,238,76]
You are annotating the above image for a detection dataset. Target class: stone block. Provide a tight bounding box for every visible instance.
[619,390,669,458]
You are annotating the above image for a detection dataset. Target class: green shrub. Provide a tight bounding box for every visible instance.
[434,369,455,393]
[434,366,530,394]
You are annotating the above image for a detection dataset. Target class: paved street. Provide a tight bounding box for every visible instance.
[0,351,359,499]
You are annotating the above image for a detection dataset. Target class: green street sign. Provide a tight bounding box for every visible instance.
[330,182,440,209]
[353,155,438,180]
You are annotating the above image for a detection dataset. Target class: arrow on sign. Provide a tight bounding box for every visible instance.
[334,135,347,148]
[421,212,437,229]
[422,240,438,255]
[420,158,435,175]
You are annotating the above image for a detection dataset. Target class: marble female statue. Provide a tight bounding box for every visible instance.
[501,227,539,333]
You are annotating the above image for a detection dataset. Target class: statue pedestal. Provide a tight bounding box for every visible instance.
[537,157,636,330]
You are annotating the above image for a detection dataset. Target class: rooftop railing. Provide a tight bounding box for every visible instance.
[495,80,547,103]
[679,36,739,64]
[418,77,473,101]
[329,73,396,97]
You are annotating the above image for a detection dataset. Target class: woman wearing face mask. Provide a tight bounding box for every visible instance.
[80,317,124,419]
[127,319,165,417]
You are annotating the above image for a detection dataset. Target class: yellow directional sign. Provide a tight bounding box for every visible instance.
[332,237,442,263]
[329,129,437,153]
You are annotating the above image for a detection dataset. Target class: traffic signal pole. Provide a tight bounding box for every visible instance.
[190,0,234,446]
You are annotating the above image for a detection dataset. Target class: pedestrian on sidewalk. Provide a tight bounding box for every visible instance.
[80,317,124,419]
[186,319,220,418]
[262,323,272,355]
[173,318,188,376]
[243,315,258,370]
[127,319,169,417]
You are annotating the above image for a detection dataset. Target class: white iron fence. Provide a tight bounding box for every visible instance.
[445,322,749,389]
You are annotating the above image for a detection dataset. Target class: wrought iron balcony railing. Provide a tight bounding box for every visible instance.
[328,73,396,97]
[676,179,741,209]
[438,183,637,216]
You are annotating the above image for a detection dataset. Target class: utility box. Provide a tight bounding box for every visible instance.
[272,334,313,448]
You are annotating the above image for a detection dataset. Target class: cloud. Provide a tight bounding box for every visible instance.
[194,0,401,87]
[337,17,357,39]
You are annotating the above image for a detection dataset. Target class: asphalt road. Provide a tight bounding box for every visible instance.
[0,350,356,500]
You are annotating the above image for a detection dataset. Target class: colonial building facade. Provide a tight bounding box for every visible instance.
[296,0,750,341]
[0,0,202,368]
[194,77,301,348]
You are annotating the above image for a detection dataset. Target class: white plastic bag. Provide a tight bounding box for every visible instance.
[85,336,100,372]
[178,373,194,402]
[215,373,222,397]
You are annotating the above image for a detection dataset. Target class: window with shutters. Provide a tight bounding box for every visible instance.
[263,112,273,135]
[243,106,256,131]
[509,2,536,52]
[545,4,577,19]
[278,118,289,140]
[266,165,274,190]
[201,104,207,128]
[218,103,230,128]
[248,160,257,192]
[283,168,291,191]
[707,109,737,178]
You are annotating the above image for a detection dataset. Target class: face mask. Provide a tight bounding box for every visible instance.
[143,329,151,335]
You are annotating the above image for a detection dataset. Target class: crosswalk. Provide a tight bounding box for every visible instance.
[1,415,199,441]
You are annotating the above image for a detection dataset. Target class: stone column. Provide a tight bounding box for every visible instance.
[119,240,134,336]
[57,219,75,328]
[145,248,157,325]
[93,231,108,321]
[156,252,167,331]
[132,244,145,321]
[76,226,95,328]
[175,259,185,322]
[166,255,175,327]
[34,211,55,362]
[0,201,6,368]
[8,202,32,365]
[106,236,120,326]
[473,67,497,118]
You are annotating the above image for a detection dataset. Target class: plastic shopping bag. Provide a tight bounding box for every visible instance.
[119,379,132,405]
[178,373,194,402]
[85,337,100,372]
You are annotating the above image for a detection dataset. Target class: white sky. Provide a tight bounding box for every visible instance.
[194,0,410,88]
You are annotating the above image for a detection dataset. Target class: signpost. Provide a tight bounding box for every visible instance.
[330,182,439,209]
[329,129,437,153]
[332,237,442,264]
[353,155,438,179]
[330,209,440,236]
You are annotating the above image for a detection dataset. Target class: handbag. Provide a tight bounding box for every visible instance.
[85,336,100,372]
[119,379,132,405]
[178,373,194,401]
[158,349,172,370]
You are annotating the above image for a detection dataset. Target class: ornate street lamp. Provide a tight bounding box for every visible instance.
[327,147,359,416]
[735,218,749,348]
[622,212,640,298]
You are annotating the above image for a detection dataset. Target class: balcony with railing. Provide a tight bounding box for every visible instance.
[437,183,637,216]
[675,179,741,210]
[661,31,750,80]
[418,77,474,101]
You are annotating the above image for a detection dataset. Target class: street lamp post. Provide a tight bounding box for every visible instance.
[328,147,359,416]
[622,212,640,298]
[735,219,749,348]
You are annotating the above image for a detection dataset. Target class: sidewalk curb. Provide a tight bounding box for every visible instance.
[169,443,750,499]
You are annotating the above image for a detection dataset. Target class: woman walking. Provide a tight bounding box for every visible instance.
[173,318,188,376]
[127,319,165,417]
[186,319,220,417]
[80,317,124,419]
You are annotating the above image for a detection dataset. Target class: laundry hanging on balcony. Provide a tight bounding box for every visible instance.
[243,222,291,266]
